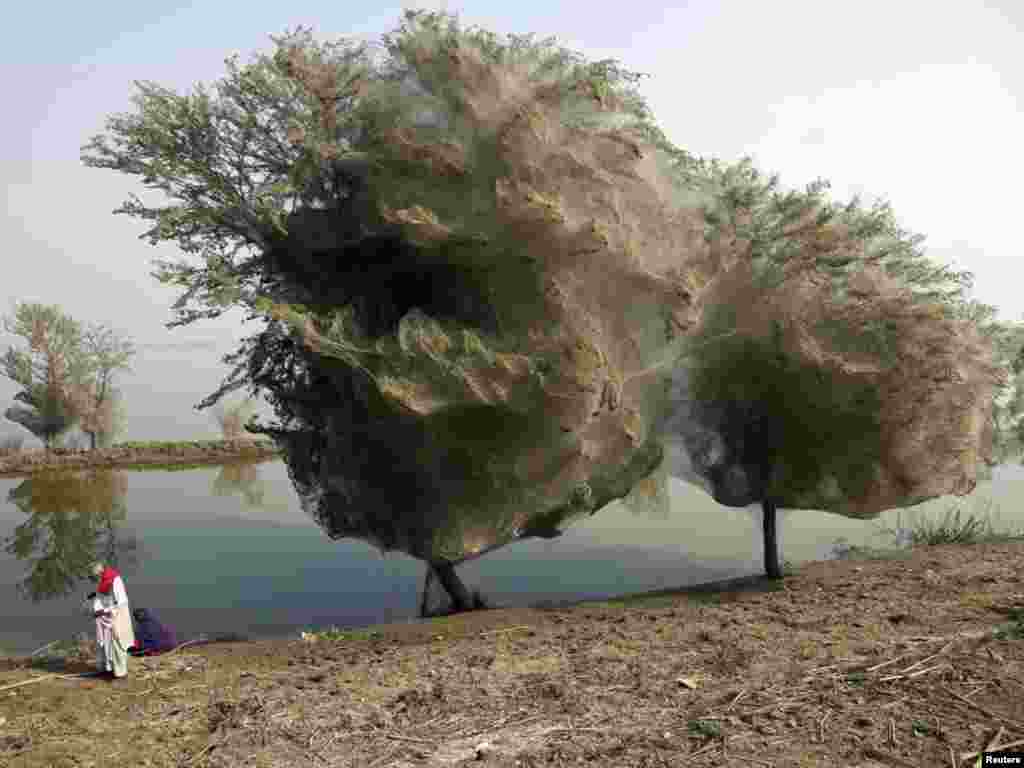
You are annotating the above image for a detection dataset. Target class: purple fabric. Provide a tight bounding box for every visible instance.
[132,608,178,653]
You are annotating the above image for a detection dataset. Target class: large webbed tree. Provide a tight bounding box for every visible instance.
[83,11,1004,603]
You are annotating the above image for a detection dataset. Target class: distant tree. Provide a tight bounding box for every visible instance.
[65,324,135,450]
[1,303,89,451]
[95,387,129,448]
[987,319,1024,463]
[211,395,258,439]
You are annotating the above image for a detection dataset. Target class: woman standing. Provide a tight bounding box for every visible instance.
[90,561,136,679]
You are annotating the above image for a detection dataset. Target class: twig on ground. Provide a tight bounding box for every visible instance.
[727,755,774,767]
[866,657,903,673]
[453,713,547,740]
[988,726,1008,753]
[29,640,60,657]
[0,673,61,692]
[726,689,748,710]
[687,740,719,760]
[185,740,219,766]
[386,733,435,745]
[897,641,955,675]
[880,696,910,710]
[863,746,918,768]
[367,746,402,768]
[960,726,1008,763]
[949,745,957,768]
[818,710,831,743]
[165,639,204,656]
[889,717,897,747]
[479,625,531,636]
[944,685,1024,728]
[879,664,951,682]
[0,671,99,692]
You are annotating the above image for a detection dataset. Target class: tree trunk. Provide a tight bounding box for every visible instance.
[762,499,782,579]
[429,562,475,613]
[419,565,435,618]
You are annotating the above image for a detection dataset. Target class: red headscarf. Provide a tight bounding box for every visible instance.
[97,565,121,595]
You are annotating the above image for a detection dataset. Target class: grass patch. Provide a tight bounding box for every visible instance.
[846,671,867,687]
[688,719,722,739]
[884,501,1024,547]
[993,608,1024,641]
[300,626,384,643]
[688,592,723,606]
[833,542,913,562]
[912,720,940,738]
[602,590,681,610]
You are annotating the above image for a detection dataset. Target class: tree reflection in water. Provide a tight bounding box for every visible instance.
[210,460,289,513]
[3,469,140,602]
[211,461,266,508]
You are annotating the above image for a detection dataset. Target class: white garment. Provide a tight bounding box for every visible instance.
[92,594,126,676]
[91,575,135,676]
[107,575,136,650]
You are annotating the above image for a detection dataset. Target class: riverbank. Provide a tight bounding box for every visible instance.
[1,540,1022,767]
[0,439,281,477]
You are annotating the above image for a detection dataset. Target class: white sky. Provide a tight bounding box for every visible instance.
[1,0,1021,441]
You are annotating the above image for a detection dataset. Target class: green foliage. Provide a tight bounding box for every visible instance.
[993,608,1024,641]
[986,320,1024,464]
[686,314,884,502]
[696,157,977,311]
[1,304,135,452]
[830,540,912,561]
[687,719,721,739]
[82,11,707,417]
[300,625,382,642]
[71,325,135,450]
[897,503,1024,546]
[211,395,259,439]
[1,303,89,449]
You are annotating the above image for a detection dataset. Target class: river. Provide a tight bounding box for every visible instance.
[1,460,1021,654]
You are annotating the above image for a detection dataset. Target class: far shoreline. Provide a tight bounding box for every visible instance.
[0,438,282,478]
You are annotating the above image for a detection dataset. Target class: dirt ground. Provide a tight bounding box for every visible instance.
[1,540,1022,768]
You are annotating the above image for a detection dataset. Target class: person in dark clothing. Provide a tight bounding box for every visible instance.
[129,608,178,656]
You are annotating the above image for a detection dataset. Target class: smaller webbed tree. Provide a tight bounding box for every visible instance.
[664,159,1004,579]
[1,303,89,451]
[65,324,135,450]
[211,395,259,439]
[985,318,1024,464]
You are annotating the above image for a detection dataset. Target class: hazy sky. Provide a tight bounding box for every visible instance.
[2,0,1021,443]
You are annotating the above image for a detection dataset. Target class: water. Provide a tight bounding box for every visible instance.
[1,460,1021,655]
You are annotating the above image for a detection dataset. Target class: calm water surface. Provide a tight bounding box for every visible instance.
[1,461,1021,654]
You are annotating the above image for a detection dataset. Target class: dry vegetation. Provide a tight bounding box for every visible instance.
[1,541,1022,767]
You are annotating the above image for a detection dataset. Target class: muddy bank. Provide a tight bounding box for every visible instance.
[0,439,281,477]
[1,540,1022,767]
